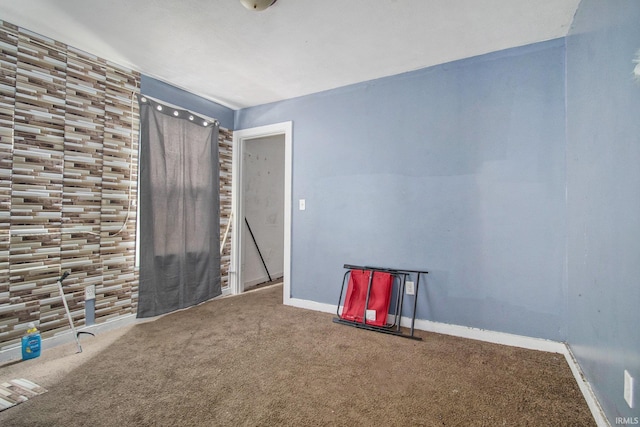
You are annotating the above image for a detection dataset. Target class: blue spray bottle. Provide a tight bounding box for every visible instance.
[21,322,41,360]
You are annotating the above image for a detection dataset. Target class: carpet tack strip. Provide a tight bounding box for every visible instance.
[0,378,47,412]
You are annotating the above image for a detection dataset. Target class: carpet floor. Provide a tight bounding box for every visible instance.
[0,284,594,426]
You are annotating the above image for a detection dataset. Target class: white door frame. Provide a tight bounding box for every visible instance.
[230,121,292,303]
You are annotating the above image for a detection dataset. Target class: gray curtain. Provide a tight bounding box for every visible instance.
[137,96,221,318]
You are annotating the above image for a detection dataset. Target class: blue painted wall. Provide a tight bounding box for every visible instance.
[140,75,235,130]
[141,3,640,419]
[566,0,640,421]
[237,39,568,341]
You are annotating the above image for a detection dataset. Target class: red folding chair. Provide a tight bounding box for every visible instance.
[334,264,428,340]
[340,269,393,327]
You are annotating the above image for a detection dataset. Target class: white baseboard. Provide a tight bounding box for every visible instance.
[287,297,563,352]
[562,345,610,427]
[285,296,608,425]
[0,313,138,364]
[287,297,337,315]
[408,317,566,353]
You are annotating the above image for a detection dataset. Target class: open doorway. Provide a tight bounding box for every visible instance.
[242,135,284,291]
[231,122,292,301]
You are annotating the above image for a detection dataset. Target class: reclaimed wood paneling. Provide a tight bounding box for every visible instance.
[0,21,229,350]
[98,61,139,320]
[61,47,106,327]
[11,28,66,339]
[0,22,18,338]
[219,127,233,289]
[0,22,140,349]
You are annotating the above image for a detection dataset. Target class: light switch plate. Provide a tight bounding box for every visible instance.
[299,199,306,210]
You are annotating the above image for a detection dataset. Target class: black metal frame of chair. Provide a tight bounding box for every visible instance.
[333,263,428,340]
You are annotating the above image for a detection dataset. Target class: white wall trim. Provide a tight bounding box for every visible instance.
[0,313,138,364]
[562,345,611,427]
[409,317,566,353]
[285,296,608,425]
[286,296,564,352]
[231,122,292,301]
[287,297,337,315]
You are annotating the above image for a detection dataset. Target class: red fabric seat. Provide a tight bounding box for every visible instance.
[340,269,393,327]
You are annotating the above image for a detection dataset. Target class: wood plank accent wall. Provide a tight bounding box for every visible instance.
[0,21,141,350]
[0,23,18,340]
[219,128,233,289]
[0,21,234,351]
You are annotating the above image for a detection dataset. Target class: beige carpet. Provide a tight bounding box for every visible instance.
[0,284,594,426]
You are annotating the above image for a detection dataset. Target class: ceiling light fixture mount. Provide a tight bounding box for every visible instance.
[240,0,277,11]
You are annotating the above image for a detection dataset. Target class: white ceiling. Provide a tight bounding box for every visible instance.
[0,0,580,110]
